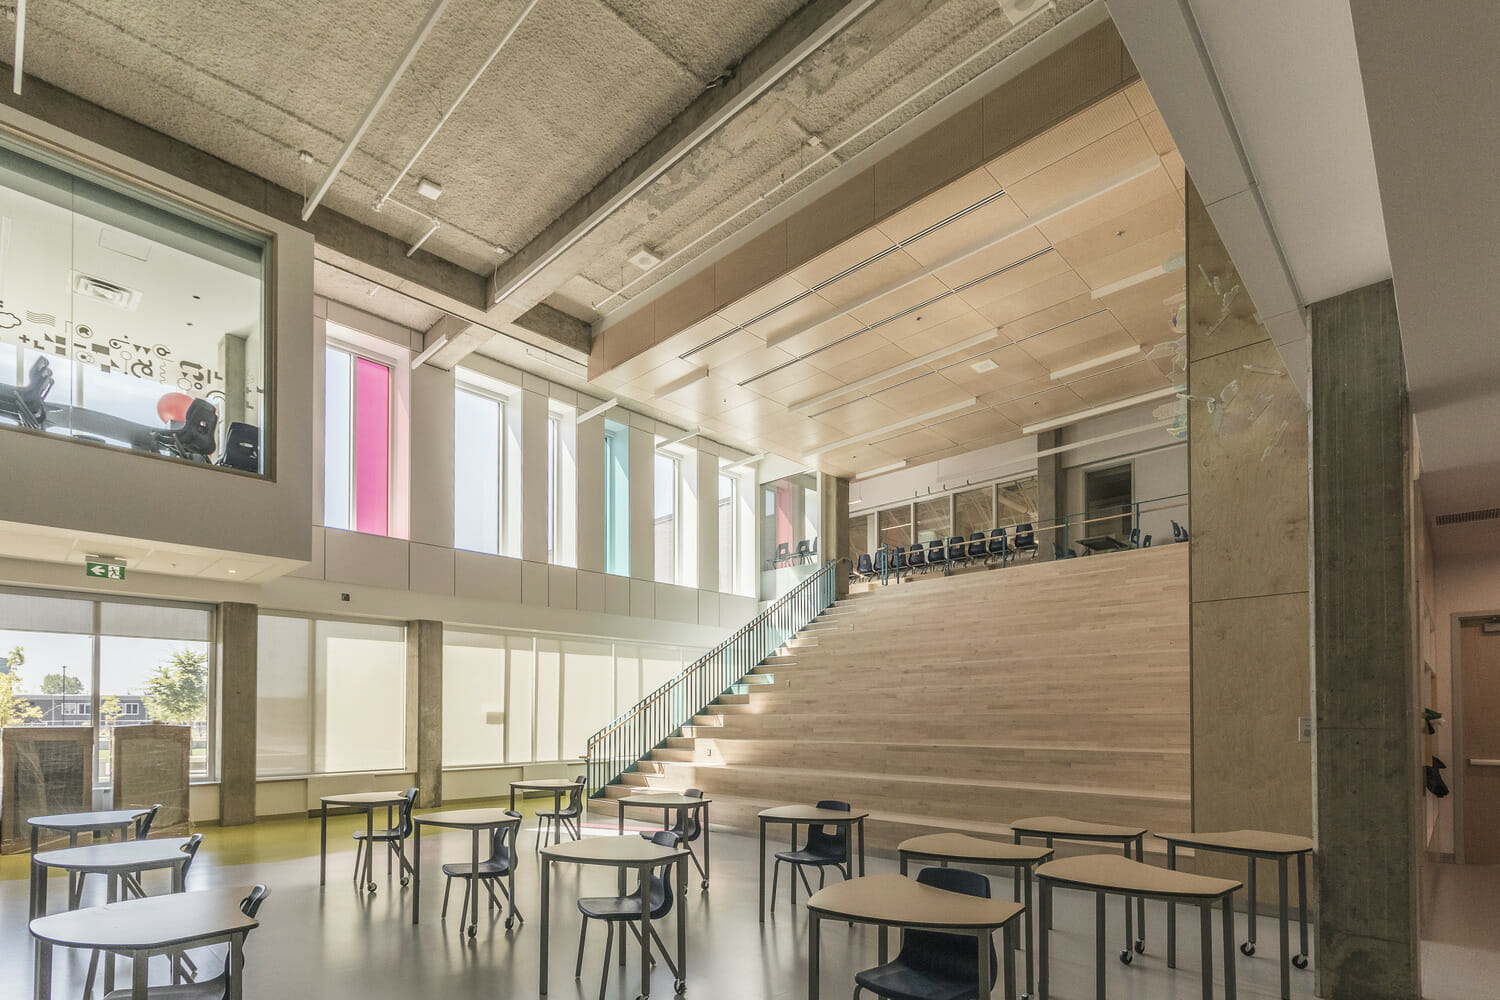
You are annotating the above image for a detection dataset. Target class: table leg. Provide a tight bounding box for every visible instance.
[33,935,52,1000]
[1224,893,1237,1000]
[540,857,550,996]
[1038,881,1051,1000]
[1247,856,1258,953]
[67,833,78,908]
[365,808,376,892]
[758,819,766,923]
[1135,837,1146,952]
[386,806,394,875]
[1296,853,1310,968]
[33,861,48,920]
[618,806,629,896]
[1121,843,1133,960]
[412,823,422,924]
[878,925,888,965]
[510,785,517,812]
[132,947,147,1000]
[703,804,711,887]
[469,828,481,937]
[1024,864,1035,998]
[1095,891,1106,1000]
[1278,857,1290,1000]
[808,912,821,1000]
[1003,920,1017,1000]
[105,874,119,995]
[1199,902,1213,1000]
[228,934,245,1000]
[319,804,328,886]
[790,823,798,907]
[553,792,564,845]
[978,928,993,1000]
[173,859,185,893]
[858,819,866,876]
[1167,842,1178,969]
[1012,830,1022,903]
[29,827,39,919]
[676,855,688,990]
[640,864,654,1000]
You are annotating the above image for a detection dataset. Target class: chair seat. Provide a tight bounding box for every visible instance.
[537,808,581,819]
[775,848,845,866]
[855,962,979,1000]
[351,828,402,841]
[104,977,228,1000]
[577,893,660,921]
[441,860,513,878]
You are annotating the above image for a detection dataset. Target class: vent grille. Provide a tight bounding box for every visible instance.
[1435,508,1500,526]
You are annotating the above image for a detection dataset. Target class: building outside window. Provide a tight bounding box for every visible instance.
[453,370,520,556]
[654,453,678,584]
[547,400,577,566]
[324,342,391,535]
[718,474,736,593]
[0,135,270,474]
[604,420,629,576]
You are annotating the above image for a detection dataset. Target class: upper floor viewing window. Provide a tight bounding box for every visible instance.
[0,136,270,474]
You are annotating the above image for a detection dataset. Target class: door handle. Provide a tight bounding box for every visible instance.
[1468,758,1500,767]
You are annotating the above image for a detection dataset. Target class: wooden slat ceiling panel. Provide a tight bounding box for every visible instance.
[876,167,1004,244]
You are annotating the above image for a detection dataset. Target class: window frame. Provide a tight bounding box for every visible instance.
[654,451,681,585]
[323,338,396,536]
[453,376,513,556]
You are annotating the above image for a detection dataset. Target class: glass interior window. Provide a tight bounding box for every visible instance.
[954,487,993,539]
[442,631,506,767]
[878,504,914,550]
[914,497,952,544]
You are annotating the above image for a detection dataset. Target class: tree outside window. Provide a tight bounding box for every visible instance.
[142,649,208,724]
[0,646,40,725]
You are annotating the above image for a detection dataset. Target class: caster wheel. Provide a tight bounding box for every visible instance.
[701,879,709,889]
[1241,942,1256,957]
[1120,950,1133,965]
[467,925,477,938]
[505,917,515,930]
[1134,940,1145,954]
[1293,955,1309,970]
[367,883,378,894]
[674,979,686,993]
[400,877,410,887]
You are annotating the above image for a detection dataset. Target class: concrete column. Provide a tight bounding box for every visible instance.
[217,602,257,827]
[409,364,455,548]
[1310,279,1420,1000]
[1034,430,1064,561]
[820,473,849,599]
[409,620,443,808]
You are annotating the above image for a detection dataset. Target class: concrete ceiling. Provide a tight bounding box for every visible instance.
[589,81,1187,476]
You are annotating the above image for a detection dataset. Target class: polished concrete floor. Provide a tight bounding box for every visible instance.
[0,807,1490,999]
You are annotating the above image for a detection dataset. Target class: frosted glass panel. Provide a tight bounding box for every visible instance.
[614,644,640,715]
[506,637,534,764]
[0,592,94,634]
[534,640,560,761]
[99,602,210,641]
[641,646,679,695]
[256,615,309,776]
[561,641,612,760]
[353,358,390,535]
[442,631,505,767]
[454,389,500,554]
[314,619,405,773]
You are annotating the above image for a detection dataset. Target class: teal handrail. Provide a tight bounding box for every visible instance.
[584,561,839,796]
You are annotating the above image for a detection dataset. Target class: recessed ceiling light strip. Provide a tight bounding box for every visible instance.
[804,397,979,460]
[791,329,1002,411]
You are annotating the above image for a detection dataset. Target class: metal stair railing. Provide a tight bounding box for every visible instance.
[585,560,839,796]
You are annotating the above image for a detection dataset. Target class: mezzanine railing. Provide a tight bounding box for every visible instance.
[585,561,838,795]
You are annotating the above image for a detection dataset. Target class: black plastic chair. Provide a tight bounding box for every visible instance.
[536,776,587,849]
[638,787,709,887]
[771,799,851,911]
[987,528,1008,565]
[891,546,907,579]
[852,867,998,1000]
[133,803,163,840]
[873,549,888,579]
[100,884,270,1000]
[966,532,986,563]
[85,834,207,993]
[948,536,968,568]
[1012,524,1038,560]
[442,810,524,930]
[1129,528,1141,548]
[907,545,927,574]
[352,787,418,886]
[795,539,812,563]
[926,540,947,572]
[855,553,874,581]
[576,830,684,1000]
[217,422,260,472]
[1142,534,1153,548]
[1172,520,1190,543]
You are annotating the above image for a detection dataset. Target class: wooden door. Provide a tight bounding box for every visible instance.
[1461,620,1500,863]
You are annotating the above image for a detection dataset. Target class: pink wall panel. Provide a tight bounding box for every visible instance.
[354,357,390,535]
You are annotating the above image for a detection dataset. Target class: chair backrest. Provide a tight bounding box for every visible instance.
[948,537,965,560]
[892,546,906,570]
[673,789,705,842]
[804,799,851,859]
[795,539,811,557]
[1172,520,1185,541]
[1143,534,1152,548]
[900,867,997,985]
[1129,527,1140,547]
[641,830,682,918]
[873,549,887,573]
[907,545,925,567]
[135,803,163,840]
[775,542,790,560]
[240,884,272,918]
[564,775,586,814]
[396,787,419,837]
[180,833,205,883]
[968,532,986,558]
[219,422,261,472]
[488,810,524,865]
[856,553,872,575]
[927,539,945,563]
[988,528,1007,554]
[1014,523,1035,548]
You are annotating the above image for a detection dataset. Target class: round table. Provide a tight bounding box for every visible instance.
[412,808,523,936]
[806,873,1024,1000]
[614,792,713,889]
[30,884,259,1000]
[757,804,869,922]
[318,790,410,892]
[538,835,688,999]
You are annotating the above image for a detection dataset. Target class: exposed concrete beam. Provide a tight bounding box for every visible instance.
[0,68,592,362]
[476,0,882,334]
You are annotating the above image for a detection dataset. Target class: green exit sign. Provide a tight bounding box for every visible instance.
[85,561,125,580]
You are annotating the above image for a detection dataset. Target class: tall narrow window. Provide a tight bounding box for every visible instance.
[454,386,502,554]
[718,474,736,593]
[654,453,678,584]
[547,402,576,566]
[604,422,629,576]
[547,414,559,562]
[324,345,390,535]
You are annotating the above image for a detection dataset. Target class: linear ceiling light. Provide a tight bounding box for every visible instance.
[853,460,908,480]
[805,397,977,460]
[1090,253,1186,300]
[1048,345,1142,380]
[791,329,1000,411]
[1021,385,1183,436]
[657,367,710,396]
[656,427,700,450]
[410,331,451,369]
[12,0,26,95]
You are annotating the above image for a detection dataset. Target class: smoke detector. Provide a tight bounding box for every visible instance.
[72,274,141,311]
[629,248,662,271]
[416,177,443,201]
[970,358,998,373]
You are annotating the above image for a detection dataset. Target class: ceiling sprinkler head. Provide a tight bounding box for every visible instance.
[297,150,314,164]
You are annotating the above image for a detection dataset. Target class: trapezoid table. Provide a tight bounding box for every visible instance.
[806,873,1024,1000]
[538,835,689,1000]
[30,884,258,1000]
[318,790,410,893]
[510,778,581,847]
[1035,854,1241,1000]
[758,804,869,922]
[1155,830,1314,1000]
[413,808,523,936]
[615,792,713,889]
[27,809,154,915]
[1012,816,1149,958]
[899,832,1054,998]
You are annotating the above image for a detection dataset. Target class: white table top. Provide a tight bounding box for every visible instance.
[320,791,408,807]
[35,838,191,874]
[541,836,688,867]
[30,885,258,950]
[1011,816,1147,839]
[759,805,869,822]
[28,809,150,832]
[808,874,1023,929]
[1036,855,1241,898]
[617,793,712,808]
[416,808,520,830]
[1154,829,1315,855]
[899,833,1054,864]
[510,778,581,791]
